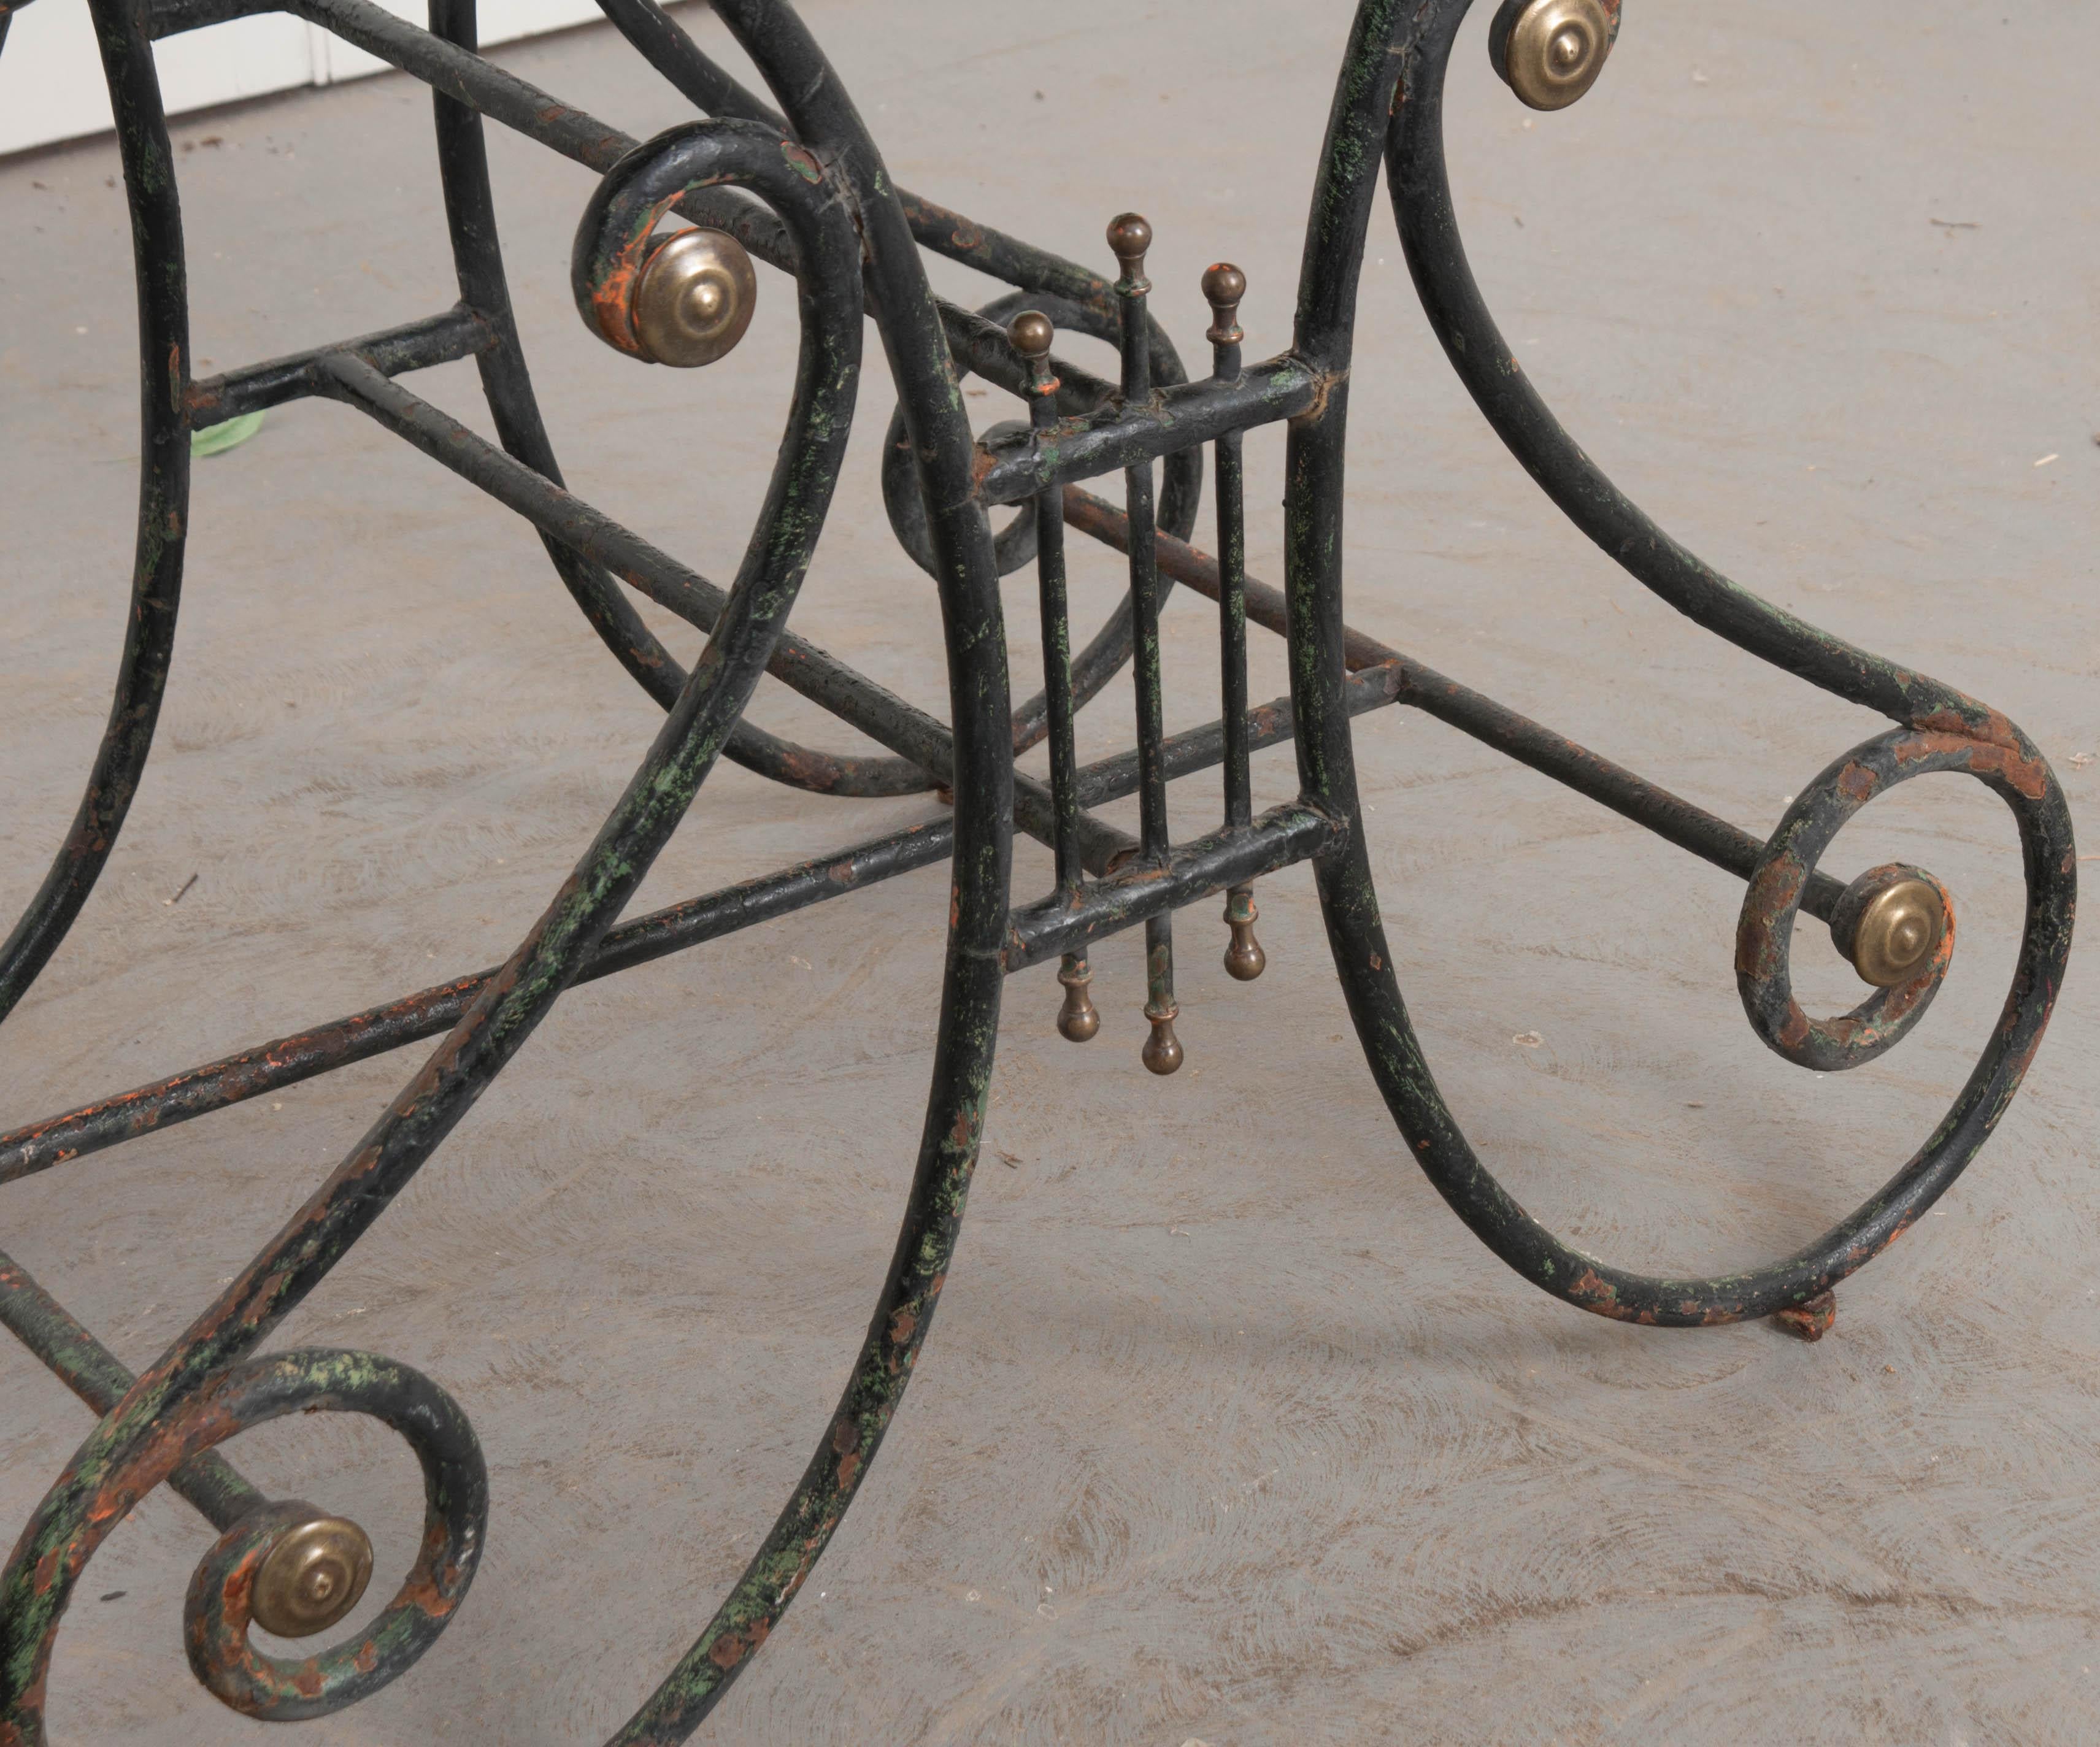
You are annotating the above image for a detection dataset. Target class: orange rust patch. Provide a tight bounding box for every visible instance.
[1915,702,2020,754]
[1961,739,2050,801]
[1836,761,1878,805]
[1902,723,2050,800]
[1772,1291,1836,1342]
[1567,1268,1631,1321]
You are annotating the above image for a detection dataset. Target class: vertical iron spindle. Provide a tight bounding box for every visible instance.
[1011,309,1100,1043]
[1108,212,1182,1075]
[1203,261,1266,982]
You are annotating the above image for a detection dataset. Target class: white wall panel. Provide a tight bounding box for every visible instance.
[312,0,598,83]
[0,0,601,159]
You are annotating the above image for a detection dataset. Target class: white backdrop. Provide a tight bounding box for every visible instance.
[0,0,600,158]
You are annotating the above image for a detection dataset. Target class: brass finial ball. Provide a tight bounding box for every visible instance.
[1008,309,1055,358]
[1201,263,1246,312]
[1106,212,1153,267]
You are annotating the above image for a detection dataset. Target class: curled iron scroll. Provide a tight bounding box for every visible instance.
[1282,0,2077,1328]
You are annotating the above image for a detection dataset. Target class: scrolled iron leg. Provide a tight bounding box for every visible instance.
[1288,0,2074,1330]
[0,0,2074,1734]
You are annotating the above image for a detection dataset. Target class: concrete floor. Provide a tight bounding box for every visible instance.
[2,2,2098,1741]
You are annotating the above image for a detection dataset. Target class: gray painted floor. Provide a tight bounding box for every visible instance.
[2,2,2097,1742]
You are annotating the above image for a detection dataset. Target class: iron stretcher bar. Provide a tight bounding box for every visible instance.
[1004,804,1340,972]
[0,667,1404,1187]
[0,1246,264,1532]
[1061,488,1851,923]
[156,0,1116,418]
[313,353,1137,871]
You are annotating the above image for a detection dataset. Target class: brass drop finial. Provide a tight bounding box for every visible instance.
[1106,212,1152,286]
[248,1511,375,1639]
[1494,0,1614,111]
[1222,886,1266,981]
[1056,956,1100,1042]
[1141,1003,1183,1075]
[1848,877,1947,988]
[631,228,757,367]
[1007,309,1055,359]
[1201,263,1245,347]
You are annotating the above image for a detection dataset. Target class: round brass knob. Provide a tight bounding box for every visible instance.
[631,228,757,368]
[1848,877,1947,988]
[1496,0,1615,112]
[248,1511,374,1639]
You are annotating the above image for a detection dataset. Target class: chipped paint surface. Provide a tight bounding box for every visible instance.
[0,0,2077,1737]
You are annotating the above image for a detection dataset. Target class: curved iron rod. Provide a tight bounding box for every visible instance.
[0,106,871,1741]
[1285,0,2075,1330]
[0,0,191,1027]
[312,355,1136,867]
[591,2,1012,1734]
[0,1249,262,1533]
[1388,1,2014,745]
[590,0,1207,779]
[0,0,2077,1734]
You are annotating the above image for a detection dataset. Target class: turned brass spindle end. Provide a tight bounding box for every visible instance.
[1847,876,1948,988]
[249,1511,374,1639]
[1223,888,1266,982]
[1056,958,1101,1043]
[1201,262,1245,346]
[1142,1004,1184,1076]
[1106,212,1152,286]
[631,227,757,367]
[1007,309,1055,359]
[1495,0,1615,112]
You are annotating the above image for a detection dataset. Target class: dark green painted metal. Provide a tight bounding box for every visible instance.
[2,49,871,1737]
[0,0,190,1028]
[1283,0,2076,1330]
[0,0,2074,1735]
[177,1351,487,1719]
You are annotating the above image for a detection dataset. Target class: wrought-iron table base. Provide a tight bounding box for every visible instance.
[0,0,2074,1735]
